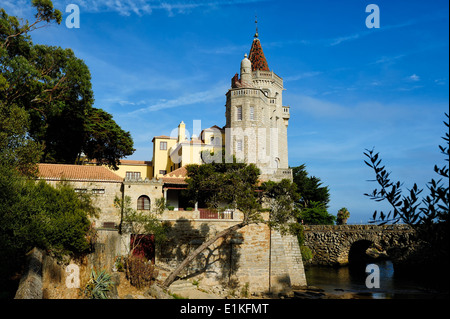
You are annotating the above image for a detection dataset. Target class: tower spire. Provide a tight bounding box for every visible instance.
[248,16,269,71]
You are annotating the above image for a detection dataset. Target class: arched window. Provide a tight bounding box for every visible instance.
[274,157,280,169]
[137,195,150,210]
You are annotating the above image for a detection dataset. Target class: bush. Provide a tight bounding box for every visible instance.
[300,246,313,263]
[126,256,157,289]
[0,165,96,279]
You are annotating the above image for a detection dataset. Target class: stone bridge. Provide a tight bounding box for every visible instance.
[302,224,418,267]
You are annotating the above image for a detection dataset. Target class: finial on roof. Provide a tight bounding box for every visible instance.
[254,15,259,38]
[244,53,247,58]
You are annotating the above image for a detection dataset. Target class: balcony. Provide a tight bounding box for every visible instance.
[282,106,290,119]
[273,168,293,180]
[161,208,235,220]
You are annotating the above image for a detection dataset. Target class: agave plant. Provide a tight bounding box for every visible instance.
[84,268,114,299]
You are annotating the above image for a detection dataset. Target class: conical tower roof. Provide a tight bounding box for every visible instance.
[248,37,269,71]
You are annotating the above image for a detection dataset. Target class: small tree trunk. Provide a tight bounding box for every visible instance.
[162,221,248,288]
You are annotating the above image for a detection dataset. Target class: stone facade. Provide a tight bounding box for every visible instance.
[157,218,307,294]
[225,38,291,182]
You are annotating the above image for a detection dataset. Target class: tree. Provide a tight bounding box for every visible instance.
[336,207,350,225]
[115,196,168,288]
[364,113,449,225]
[292,164,330,208]
[0,164,98,281]
[162,162,299,288]
[261,179,300,234]
[83,108,135,170]
[299,201,336,225]
[0,102,42,177]
[0,1,134,167]
[291,164,334,224]
[116,195,168,254]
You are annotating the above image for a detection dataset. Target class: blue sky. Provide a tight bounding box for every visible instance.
[3,0,448,223]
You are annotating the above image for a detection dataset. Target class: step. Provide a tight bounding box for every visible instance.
[169,280,196,291]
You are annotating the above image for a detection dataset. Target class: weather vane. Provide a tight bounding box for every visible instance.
[254,15,259,38]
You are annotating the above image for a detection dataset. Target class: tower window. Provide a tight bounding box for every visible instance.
[236,106,242,121]
[160,141,167,150]
[236,140,243,152]
[250,106,255,121]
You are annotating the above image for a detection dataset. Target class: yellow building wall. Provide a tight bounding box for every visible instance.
[153,137,177,179]
[107,160,153,180]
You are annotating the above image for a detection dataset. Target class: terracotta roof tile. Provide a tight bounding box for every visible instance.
[249,38,269,71]
[161,166,188,185]
[38,164,123,182]
[119,159,152,166]
[164,166,187,178]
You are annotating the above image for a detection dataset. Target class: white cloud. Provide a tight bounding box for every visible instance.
[329,33,362,46]
[47,0,268,17]
[128,83,227,114]
[326,20,416,47]
[408,74,420,81]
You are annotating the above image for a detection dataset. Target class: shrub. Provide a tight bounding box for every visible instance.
[126,256,156,289]
[300,246,313,262]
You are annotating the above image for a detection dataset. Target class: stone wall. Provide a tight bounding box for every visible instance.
[45,180,123,227]
[14,248,44,299]
[302,224,416,266]
[123,179,164,213]
[156,218,307,294]
[15,230,123,299]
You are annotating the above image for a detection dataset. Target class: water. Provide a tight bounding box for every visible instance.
[304,260,449,299]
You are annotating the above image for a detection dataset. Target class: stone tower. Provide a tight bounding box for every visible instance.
[225,25,291,181]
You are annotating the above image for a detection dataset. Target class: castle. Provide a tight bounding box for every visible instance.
[37,27,306,293]
[107,24,292,183]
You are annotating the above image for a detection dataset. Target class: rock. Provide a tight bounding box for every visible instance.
[145,284,174,299]
[293,287,326,299]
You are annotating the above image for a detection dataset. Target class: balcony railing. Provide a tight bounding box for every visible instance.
[199,209,234,220]
[273,168,293,180]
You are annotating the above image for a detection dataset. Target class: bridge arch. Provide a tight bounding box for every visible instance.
[302,225,415,267]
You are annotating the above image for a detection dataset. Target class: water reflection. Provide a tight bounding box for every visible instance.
[304,260,448,299]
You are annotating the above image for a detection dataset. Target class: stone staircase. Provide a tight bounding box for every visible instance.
[169,279,196,294]
[168,279,223,299]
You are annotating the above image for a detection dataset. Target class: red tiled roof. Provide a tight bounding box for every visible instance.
[248,38,269,71]
[38,163,123,182]
[119,159,152,166]
[161,166,188,185]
